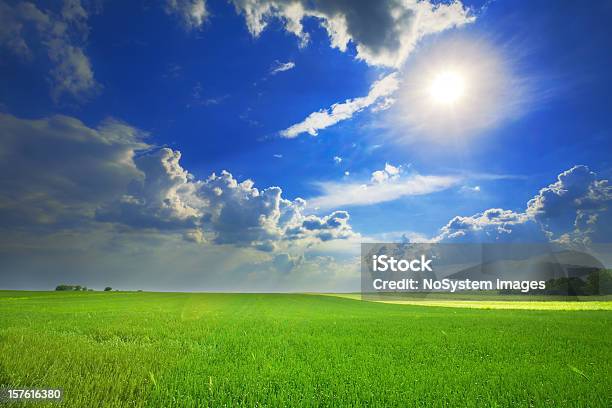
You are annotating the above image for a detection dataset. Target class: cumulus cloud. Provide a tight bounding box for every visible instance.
[96,148,203,231]
[280,72,399,138]
[436,208,546,243]
[0,113,354,252]
[270,60,295,75]
[0,0,99,101]
[165,0,208,30]
[230,0,474,67]
[527,165,612,244]
[436,165,612,244]
[308,163,459,209]
[196,170,354,250]
[99,148,357,251]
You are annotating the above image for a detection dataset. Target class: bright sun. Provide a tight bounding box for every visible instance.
[428,70,466,105]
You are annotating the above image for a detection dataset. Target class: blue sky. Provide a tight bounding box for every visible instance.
[1,0,611,290]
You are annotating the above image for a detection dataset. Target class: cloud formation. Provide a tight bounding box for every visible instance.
[436,165,612,244]
[0,113,354,252]
[270,60,295,75]
[436,208,546,243]
[96,148,203,232]
[165,0,208,30]
[0,0,99,101]
[0,113,146,229]
[99,148,355,251]
[527,165,612,244]
[308,163,459,209]
[230,0,474,67]
[280,73,399,138]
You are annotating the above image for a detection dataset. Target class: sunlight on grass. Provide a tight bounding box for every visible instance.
[326,294,612,310]
[0,291,610,407]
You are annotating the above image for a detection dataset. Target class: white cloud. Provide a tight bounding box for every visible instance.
[0,0,99,101]
[270,60,295,75]
[232,1,474,138]
[230,0,474,68]
[460,185,481,193]
[527,165,612,244]
[96,148,204,231]
[384,163,400,176]
[333,156,342,164]
[308,164,459,209]
[0,113,355,254]
[196,170,355,250]
[280,72,399,138]
[99,149,356,251]
[436,165,612,244]
[371,97,395,112]
[371,163,401,184]
[436,208,546,243]
[165,0,208,30]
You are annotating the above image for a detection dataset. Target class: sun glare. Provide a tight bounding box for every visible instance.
[429,70,466,105]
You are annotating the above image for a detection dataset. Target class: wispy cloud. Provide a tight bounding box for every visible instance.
[307,164,460,210]
[280,73,399,138]
[165,0,208,30]
[0,0,99,101]
[307,164,523,210]
[187,81,229,107]
[270,60,295,75]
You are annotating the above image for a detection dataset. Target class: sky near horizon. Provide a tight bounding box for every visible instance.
[1,0,611,291]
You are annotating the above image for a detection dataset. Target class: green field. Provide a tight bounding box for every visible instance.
[0,291,611,407]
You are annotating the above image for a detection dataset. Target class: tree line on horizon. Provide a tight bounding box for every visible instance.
[499,269,612,296]
[55,285,113,291]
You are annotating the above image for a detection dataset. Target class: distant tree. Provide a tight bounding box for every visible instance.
[81,286,87,291]
[104,287,112,291]
[544,277,586,296]
[540,270,612,296]
[585,269,612,295]
[56,284,86,291]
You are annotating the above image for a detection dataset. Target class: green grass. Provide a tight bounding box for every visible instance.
[330,293,612,310]
[0,291,611,407]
